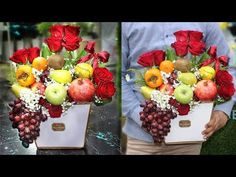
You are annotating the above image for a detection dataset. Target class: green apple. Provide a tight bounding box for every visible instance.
[174,84,193,104]
[45,83,67,105]
[140,86,155,99]
[50,70,72,84]
[11,83,30,98]
[178,72,197,86]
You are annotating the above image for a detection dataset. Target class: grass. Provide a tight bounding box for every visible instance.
[201,119,236,155]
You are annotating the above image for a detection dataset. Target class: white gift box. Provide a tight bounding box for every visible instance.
[165,102,214,144]
[36,104,91,149]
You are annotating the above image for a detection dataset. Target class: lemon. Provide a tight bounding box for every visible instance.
[75,63,93,79]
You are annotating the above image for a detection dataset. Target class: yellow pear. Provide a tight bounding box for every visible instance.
[11,83,30,98]
[140,86,155,99]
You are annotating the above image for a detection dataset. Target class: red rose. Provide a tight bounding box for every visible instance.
[171,41,188,57]
[189,41,205,56]
[138,50,165,67]
[96,81,116,99]
[189,31,204,41]
[64,25,80,37]
[216,70,233,85]
[9,49,28,64]
[45,37,63,52]
[218,83,235,100]
[177,104,190,115]
[28,47,40,63]
[93,67,113,85]
[171,30,205,56]
[62,35,81,51]
[49,25,64,39]
[97,51,110,63]
[45,25,82,52]
[173,31,188,42]
[48,105,63,118]
[85,41,96,53]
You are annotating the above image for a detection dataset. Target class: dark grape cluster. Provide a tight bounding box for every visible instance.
[8,99,47,148]
[140,100,177,143]
[167,72,178,85]
[40,70,50,83]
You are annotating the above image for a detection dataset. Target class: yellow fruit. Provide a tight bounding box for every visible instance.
[160,60,174,73]
[16,65,35,87]
[199,66,216,80]
[11,83,30,98]
[75,63,93,79]
[32,57,48,71]
[144,68,163,88]
[140,86,155,99]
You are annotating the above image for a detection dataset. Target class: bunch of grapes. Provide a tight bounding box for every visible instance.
[40,70,50,83]
[8,99,47,148]
[167,72,178,85]
[140,100,177,143]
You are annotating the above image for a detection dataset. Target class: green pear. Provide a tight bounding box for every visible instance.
[11,83,30,98]
[50,70,72,84]
[178,72,197,86]
[140,86,155,99]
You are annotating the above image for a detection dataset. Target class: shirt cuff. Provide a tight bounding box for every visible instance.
[130,106,143,127]
[214,99,235,118]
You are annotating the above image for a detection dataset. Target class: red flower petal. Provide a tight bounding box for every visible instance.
[177,104,190,116]
[48,105,63,118]
[62,35,81,51]
[9,48,28,64]
[137,50,165,67]
[49,25,64,39]
[45,37,63,52]
[28,47,40,63]
[189,31,204,41]
[171,41,188,57]
[189,41,205,56]
[173,30,189,42]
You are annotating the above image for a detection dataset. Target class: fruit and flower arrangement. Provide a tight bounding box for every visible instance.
[130,30,235,143]
[8,24,116,148]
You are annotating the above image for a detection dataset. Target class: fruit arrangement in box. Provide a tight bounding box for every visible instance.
[130,30,235,143]
[8,24,116,148]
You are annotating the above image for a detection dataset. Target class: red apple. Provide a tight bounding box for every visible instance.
[194,80,217,101]
[68,78,95,102]
[31,82,46,95]
[159,84,174,95]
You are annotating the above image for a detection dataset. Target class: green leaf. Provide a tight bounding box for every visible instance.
[166,48,176,61]
[41,43,52,58]
[76,50,87,62]
[197,52,210,65]
[71,49,79,59]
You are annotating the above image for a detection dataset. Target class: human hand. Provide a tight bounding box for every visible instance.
[202,110,229,139]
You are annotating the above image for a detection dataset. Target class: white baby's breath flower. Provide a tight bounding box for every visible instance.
[151,90,172,110]
[161,71,171,84]
[20,89,41,112]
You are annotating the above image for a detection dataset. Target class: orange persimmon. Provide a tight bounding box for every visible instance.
[144,68,163,88]
[16,65,36,87]
[159,60,174,74]
[32,57,48,71]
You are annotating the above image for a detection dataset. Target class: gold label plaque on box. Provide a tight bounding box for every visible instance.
[179,120,191,128]
[52,123,65,131]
